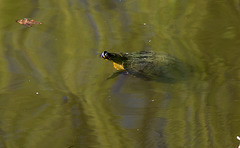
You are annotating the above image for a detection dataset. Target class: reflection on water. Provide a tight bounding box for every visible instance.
[0,0,240,147]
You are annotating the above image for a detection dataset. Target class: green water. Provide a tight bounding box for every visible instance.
[0,0,240,147]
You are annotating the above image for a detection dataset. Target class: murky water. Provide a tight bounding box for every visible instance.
[0,0,240,148]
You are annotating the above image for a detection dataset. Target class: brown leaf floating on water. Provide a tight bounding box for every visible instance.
[16,18,42,27]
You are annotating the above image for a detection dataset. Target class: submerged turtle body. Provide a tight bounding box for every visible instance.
[101,51,190,82]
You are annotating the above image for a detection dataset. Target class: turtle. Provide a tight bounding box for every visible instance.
[101,51,192,82]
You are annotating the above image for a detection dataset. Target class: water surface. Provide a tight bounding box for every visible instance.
[0,0,240,148]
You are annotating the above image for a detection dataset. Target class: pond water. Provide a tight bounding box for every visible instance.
[0,0,240,147]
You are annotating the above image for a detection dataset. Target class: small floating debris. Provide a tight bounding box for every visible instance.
[16,18,42,27]
[35,92,39,95]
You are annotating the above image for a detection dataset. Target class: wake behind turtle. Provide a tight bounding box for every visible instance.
[101,51,192,83]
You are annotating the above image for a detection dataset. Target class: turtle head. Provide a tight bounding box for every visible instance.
[101,51,111,60]
[101,51,127,65]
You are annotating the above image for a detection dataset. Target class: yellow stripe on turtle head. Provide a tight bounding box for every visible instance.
[113,62,125,70]
[101,52,106,59]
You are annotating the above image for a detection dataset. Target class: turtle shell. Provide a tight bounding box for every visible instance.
[123,51,188,80]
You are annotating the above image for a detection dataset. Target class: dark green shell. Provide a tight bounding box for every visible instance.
[123,51,188,80]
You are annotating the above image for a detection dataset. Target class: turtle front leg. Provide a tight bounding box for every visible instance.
[107,70,126,80]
